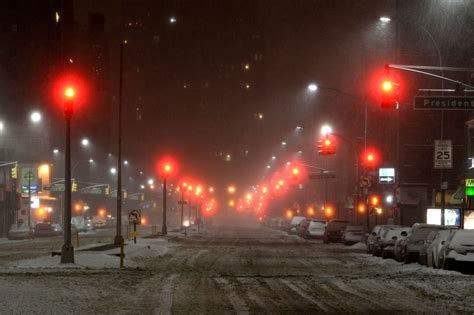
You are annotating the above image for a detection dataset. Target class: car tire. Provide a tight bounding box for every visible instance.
[419,255,426,266]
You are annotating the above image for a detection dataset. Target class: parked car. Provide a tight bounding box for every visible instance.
[439,229,474,271]
[323,220,349,243]
[342,225,365,245]
[419,227,458,265]
[7,222,34,240]
[288,216,306,235]
[305,219,328,239]
[375,227,410,258]
[398,223,449,263]
[382,229,410,259]
[426,229,458,268]
[92,216,107,228]
[34,222,62,237]
[296,219,310,239]
[366,225,400,254]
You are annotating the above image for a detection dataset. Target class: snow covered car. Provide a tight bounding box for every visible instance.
[34,222,62,237]
[399,223,449,264]
[7,223,34,240]
[288,216,306,235]
[92,216,107,228]
[305,219,327,239]
[323,220,349,243]
[439,230,474,271]
[296,219,310,239]
[426,229,458,268]
[376,227,410,258]
[419,228,458,265]
[341,225,364,245]
[366,225,400,254]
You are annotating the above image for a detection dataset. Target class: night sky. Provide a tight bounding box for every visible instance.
[1,0,473,207]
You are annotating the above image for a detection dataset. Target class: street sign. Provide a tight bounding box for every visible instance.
[309,172,336,180]
[414,96,474,110]
[434,140,452,169]
[379,168,395,184]
[359,176,371,188]
[128,209,141,224]
[466,179,474,197]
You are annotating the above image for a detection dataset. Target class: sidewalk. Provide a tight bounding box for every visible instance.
[0,236,172,273]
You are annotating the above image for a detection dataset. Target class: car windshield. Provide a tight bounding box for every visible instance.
[346,226,363,232]
[309,221,326,229]
[450,230,474,247]
[328,221,349,231]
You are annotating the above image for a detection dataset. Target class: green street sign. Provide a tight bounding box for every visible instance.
[23,171,36,181]
[466,179,474,197]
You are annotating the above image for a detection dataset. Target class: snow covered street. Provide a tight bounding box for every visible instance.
[1,225,474,313]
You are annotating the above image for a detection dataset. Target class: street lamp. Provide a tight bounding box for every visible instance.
[307,83,318,92]
[61,85,76,264]
[379,16,391,23]
[30,111,42,123]
[81,138,89,147]
[321,125,333,136]
[110,167,117,174]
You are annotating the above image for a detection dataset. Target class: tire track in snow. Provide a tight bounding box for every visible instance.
[235,277,266,309]
[214,277,249,314]
[279,278,329,312]
[154,273,179,315]
[186,249,209,267]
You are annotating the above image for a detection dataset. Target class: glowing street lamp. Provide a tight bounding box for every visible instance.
[228,185,236,194]
[30,111,42,123]
[321,125,332,136]
[307,83,318,92]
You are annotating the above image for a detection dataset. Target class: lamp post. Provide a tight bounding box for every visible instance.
[61,87,76,264]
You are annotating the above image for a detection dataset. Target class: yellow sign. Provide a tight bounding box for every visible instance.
[466,179,474,188]
[132,231,140,238]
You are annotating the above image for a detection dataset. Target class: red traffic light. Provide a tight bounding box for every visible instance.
[157,157,178,179]
[292,167,300,177]
[380,79,399,109]
[370,195,380,207]
[381,80,393,92]
[362,149,380,169]
[317,135,336,155]
[64,87,76,99]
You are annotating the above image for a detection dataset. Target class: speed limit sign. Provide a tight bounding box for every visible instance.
[434,140,452,169]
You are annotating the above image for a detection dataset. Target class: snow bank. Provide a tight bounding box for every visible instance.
[349,242,367,250]
[3,238,171,272]
[360,254,464,276]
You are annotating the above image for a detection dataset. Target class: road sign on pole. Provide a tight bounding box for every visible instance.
[434,140,452,169]
[128,209,141,224]
[379,168,395,184]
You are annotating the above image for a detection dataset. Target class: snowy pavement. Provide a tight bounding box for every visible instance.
[1,225,474,313]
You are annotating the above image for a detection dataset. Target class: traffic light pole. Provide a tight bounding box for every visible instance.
[180,190,184,230]
[61,102,74,264]
[114,41,124,246]
[162,177,167,235]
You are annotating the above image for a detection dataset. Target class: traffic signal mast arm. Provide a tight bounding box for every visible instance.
[387,64,474,90]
